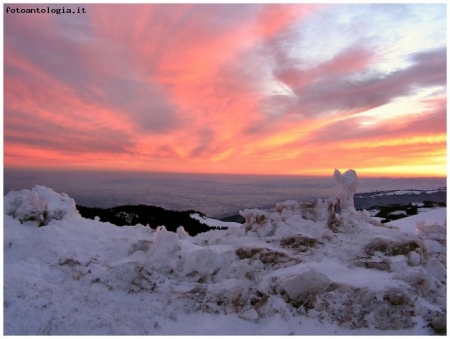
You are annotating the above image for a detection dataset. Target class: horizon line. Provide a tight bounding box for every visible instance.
[3,166,447,180]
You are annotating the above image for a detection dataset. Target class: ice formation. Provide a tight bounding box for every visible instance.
[4,185,79,225]
[3,172,447,335]
[333,168,358,211]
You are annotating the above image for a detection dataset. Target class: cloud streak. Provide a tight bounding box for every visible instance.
[3,4,447,176]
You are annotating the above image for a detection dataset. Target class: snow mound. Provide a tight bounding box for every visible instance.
[3,173,447,335]
[4,185,79,225]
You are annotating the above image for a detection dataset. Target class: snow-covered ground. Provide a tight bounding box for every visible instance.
[387,208,447,234]
[3,183,447,335]
[190,213,241,228]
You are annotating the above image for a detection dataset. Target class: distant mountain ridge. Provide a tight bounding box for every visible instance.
[353,187,446,210]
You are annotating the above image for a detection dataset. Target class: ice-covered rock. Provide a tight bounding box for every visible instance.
[278,270,331,300]
[275,200,299,213]
[416,220,446,235]
[240,209,275,237]
[275,196,339,230]
[424,258,446,282]
[431,313,447,335]
[399,270,434,297]
[238,308,259,321]
[333,169,358,212]
[149,226,181,268]
[4,185,79,225]
[298,202,320,221]
[176,226,190,239]
[276,200,300,221]
[325,196,339,229]
[407,251,421,266]
[423,239,444,255]
[217,279,244,303]
[183,248,233,277]
[240,209,269,227]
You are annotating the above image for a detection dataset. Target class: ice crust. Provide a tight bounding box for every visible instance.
[3,171,447,335]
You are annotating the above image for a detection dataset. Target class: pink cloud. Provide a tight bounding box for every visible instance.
[3,4,446,176]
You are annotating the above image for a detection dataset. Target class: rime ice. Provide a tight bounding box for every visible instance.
[333,169,358,212]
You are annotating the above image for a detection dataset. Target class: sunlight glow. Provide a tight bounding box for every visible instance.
[3,4,447,178]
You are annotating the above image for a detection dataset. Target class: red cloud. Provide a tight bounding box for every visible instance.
[3,4,446,176]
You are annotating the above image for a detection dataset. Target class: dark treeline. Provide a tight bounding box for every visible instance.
[76,204,227,236]
[373,201,446,223]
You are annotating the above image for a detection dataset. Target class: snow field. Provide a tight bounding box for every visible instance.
[3,184,447,335]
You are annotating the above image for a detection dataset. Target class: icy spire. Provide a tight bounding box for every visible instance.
[333,169,358,212]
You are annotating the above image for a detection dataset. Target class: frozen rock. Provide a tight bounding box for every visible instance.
[210,279,244,306]
[276,200,300,221]
[424,258,446,282]
[416,221,446,235]
[298,202,318,220]
[373,303,415,330]
[407,251,421,266]
[256,280,271,296]
[431,313,447,335]
[150,226,181,261]
[256,220,274,237]
[240,209,275,237]
[184,248,233,276]
[176,226,190,239]
[238,308,259,321]
[400,270,433,296]
[279,271,331,300]
[333,169,358,212]
[240,209,268,227]
[322,229,335,241]
[423,239,444,254]
[275,200,299,213]
[326,196,339,229]
[129,240,152,254]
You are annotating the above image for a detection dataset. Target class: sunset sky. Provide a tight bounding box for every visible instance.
[3,3,447,177]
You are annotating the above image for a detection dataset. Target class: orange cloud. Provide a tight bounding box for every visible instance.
[3,4,446,177]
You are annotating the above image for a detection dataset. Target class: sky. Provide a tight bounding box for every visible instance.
[3,3,447,177]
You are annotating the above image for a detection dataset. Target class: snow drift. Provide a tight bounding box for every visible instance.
[3,170,447,335]
[4,185,79,225]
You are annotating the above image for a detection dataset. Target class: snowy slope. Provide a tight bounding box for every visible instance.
[387,208,447,234]
[3,185,447,335]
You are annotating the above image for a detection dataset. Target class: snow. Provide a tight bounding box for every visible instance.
[3,178,447,335]
[390,210,407,216]
[4,185,79,225]
[333,168,358,211]
[190,213,241,228]
[386,208,447,234]
[279,270,331,300]
[371,187,445,197]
